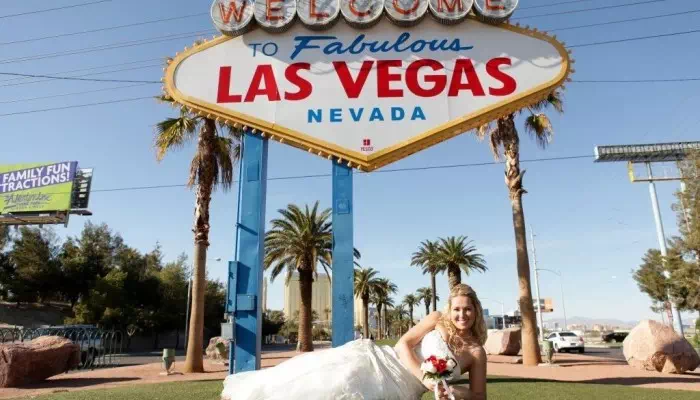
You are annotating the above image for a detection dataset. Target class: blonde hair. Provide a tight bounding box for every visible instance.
[439,284,488,350]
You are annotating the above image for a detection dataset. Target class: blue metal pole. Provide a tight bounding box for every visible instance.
[331,160,354,347]
[231,132,268,373]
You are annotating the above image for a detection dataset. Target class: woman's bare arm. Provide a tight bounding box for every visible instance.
[468,346,487,400]
[441,347,486,400]
[394,311,442,383]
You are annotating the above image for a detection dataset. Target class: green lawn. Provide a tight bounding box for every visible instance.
[15,378,699,400]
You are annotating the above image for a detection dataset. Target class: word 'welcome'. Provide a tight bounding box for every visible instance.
[211,0,519,34]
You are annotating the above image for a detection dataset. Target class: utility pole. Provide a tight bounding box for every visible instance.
[530,225,545,342]
[646,163,684,335]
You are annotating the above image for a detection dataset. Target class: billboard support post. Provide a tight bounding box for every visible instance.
[231,132,268,373]
[331,160,354,348]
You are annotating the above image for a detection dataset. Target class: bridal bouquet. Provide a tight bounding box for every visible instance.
[420,355,456,400]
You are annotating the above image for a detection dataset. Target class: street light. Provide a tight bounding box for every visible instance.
[480,297,506,330]
[535,268,567,330]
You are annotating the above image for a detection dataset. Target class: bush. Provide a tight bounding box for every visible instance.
[312,326,330,341]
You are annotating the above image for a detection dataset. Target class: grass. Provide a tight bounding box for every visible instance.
[15,377,699,400]
[375,338,398,347]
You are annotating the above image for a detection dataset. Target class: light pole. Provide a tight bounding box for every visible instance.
[530,226,545,342]
[536,268,567,330]
[646,163,684,335]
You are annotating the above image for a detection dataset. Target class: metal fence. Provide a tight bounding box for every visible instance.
[0,327,124,370]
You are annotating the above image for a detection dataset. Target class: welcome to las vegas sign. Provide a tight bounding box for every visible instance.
[163,0,572,170]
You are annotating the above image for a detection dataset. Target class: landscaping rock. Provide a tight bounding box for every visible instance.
[623,320,700,374]
[205,336,229,361]
[0,336,80,387]
[484,328,521,356]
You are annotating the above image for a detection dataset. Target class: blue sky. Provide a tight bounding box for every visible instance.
[1,0,699,324]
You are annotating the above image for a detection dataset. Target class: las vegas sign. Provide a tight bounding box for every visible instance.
[164,0,571,170]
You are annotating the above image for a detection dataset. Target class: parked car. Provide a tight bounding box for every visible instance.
[546,331,585,353]
[602,331,629,343]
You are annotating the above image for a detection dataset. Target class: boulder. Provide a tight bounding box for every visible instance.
[0,336,80,388]
[484,328,521,356]
[623,320,700,374]
[205,336,230,361]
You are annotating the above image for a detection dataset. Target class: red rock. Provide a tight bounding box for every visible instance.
[484,328,521,356]
[0,336,80,387]
[623,320,700,374]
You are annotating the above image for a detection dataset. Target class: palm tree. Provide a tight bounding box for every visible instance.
[154,96,241,373]
[265,202,345,352]
[354,267,380,339]
[437,236,486,289]
[372,278,397,340]
[323,307,332,328]
[416,287,439,317]
[411,240,442,312]
[475,91,564,366]
[403,294,420,328]
[393,305,408,336]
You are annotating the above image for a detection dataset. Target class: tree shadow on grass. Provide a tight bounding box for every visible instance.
[582,375,700,386]
[22,377,140,390]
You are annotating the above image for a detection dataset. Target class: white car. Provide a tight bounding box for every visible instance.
[546,331,585,353]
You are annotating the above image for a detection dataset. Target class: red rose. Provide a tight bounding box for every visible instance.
[437,359,447,373]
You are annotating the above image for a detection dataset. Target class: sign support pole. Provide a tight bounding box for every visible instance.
[230,132,268,373]
[331,160,354,347]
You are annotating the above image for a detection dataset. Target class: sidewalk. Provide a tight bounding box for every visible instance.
[487,352,700,392]
[2,345,699,398]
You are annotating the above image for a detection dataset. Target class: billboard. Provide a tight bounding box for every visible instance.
[0,162,78,215]
[165,15,570,170]
[533,298,554,313]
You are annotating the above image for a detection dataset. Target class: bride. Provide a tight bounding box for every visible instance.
[221,284,487,400]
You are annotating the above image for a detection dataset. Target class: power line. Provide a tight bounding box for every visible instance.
[569,28,700,48]
[38,155,596,195]
[0,58,161,84]
[0,0,112,19]
[0,7,694,88]
[547,9,700,32]
[572,78,700,83]
[0,30,213,65]
[520,0,597,11]
[0,13,209,47]
[0,96,152,117]
[514,0,665,20]
[0,72,160,84]
[0,83,154,104]
[0,63,162,88]
[0,0,672,66]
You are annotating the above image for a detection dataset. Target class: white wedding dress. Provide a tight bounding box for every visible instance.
[221,330,462,400]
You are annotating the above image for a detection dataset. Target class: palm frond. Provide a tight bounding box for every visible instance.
[524,113,553,149]
[212,136,235,191]
[154,110,198,161]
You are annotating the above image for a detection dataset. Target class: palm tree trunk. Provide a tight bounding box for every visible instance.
[298,269,314,352]
[502,117,541,366]
[184,240,207,372]
[409,306,414,327]
[183,118,217,373]
[376,305,382,340]
[362,296,370,339]
[447,265,461,289]
[424,300,429,317]
[431,272,437,312]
